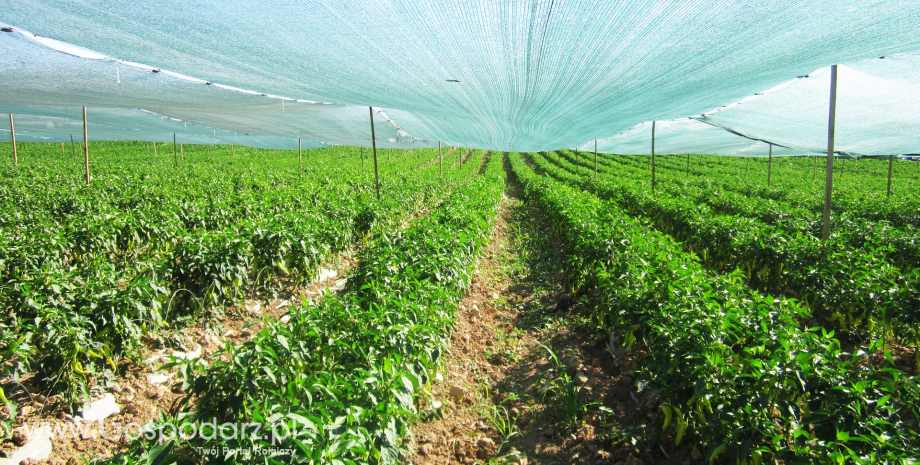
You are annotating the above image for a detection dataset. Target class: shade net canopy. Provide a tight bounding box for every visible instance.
[2,1,920,153]
[698,54,920,158]
[579,118,819,157]
[0,29,434,149]
[0,104,335,150]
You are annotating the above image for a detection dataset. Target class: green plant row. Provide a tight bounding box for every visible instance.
[534,150,920,346]
[508,152,920,464]
[0,143,475,404]
[110,151,505,464]
[596,150,920,229]
[562,150,920,273]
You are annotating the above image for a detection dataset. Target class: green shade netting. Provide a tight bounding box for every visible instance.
[0,105,330,150]
[698,53,920,158]
[0,30,433,149]
[2,1,920,152]
[579,118,818,157]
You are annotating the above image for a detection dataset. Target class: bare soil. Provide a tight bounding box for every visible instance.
[407,155,700,465]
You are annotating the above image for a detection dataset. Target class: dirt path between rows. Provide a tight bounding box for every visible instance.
[0,183,454,465]
[452,149,473,169]
[421,147,458,170]
[407,154,697,465]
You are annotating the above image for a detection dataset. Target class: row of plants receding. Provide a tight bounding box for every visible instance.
[562,149,920,273]
[508,152,920,464]
[110,152,506,464]
[0,144,477,405]
[598,149,920,229]
[535,150,920,347]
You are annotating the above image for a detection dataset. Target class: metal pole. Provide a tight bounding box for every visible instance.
[369,107,380,201]
[439,141,442,176]
[594,139,598,180]
[651,121,656,190]
[173,134,178,167]
[887,157,893,198]
[83,107,90,185]
[822,65,838,240]
[9,114,17,165]
[767,143,773,188]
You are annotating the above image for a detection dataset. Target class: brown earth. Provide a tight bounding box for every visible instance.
[407,156,699,465]
[0,196,439,465]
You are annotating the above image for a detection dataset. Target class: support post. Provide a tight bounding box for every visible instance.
[821,65,838,240]
[369,107,380,201]
[173,134,178,167]
[9,114,17,165]
[231,144,234,156]
[813,153,817,182]
[298,137,303,174]
[71,134,76,158]
[439,141,443,177]
[686,153,690,177]
[767,143,773,188]
[61,142,65,157]
[594,139,598,180]
[153,141,157,156]
[180,143,184,160]
[651,121,656,190]
[83,107,90,185]
[887,157,893,198]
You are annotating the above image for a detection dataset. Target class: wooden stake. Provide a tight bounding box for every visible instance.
[71,134,76,158]
[651,121,656,190]
[298,137,302,173]
[822,65,838,240]
[887,157,893,198]
[153,140,157,156]
[180,143,184,161]
[439,141,442,177]
[9,114,17,165]
[813,153,817,182]
[594,139,598,181]
[173,134,178,167]
[767,143,773,188]
[83,107,90,185]
[686,153,690,177]
[369,107,380,201]
[61,142,65,157]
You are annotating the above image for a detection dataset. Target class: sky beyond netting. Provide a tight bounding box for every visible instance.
[1,1,919,156]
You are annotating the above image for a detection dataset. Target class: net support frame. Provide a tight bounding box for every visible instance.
[822,65,838,240]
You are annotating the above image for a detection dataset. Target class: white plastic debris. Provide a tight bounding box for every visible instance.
[80,393,121,422]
